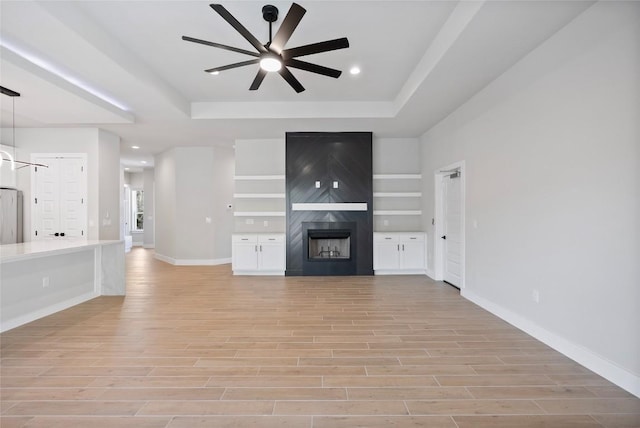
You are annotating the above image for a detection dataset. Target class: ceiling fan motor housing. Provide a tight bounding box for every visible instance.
[262,5,279,22]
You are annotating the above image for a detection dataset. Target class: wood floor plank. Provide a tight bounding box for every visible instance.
[0,248,636,425]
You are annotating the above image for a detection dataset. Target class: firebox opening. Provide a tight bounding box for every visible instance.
[308,230,351,260]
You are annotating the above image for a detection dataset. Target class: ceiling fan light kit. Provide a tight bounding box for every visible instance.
[182,3,349,93]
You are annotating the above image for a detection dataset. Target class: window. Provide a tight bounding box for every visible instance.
[132,189,144,231]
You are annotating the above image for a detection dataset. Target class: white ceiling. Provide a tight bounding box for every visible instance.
[0,0,594,169]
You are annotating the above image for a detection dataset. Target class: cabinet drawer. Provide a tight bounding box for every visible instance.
[400,233,425,242]
[374,234,399,243]
[232,234,258,243]
[258,234,285,243]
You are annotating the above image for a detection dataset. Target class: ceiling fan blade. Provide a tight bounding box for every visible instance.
[282,37,349,60]
[279,67,305,93]
[270,3,306,54]
[210,4,268,53]
[285,59,342,78]
[205,59,260,74]
[249,69,268,91]
[182,36,259,57]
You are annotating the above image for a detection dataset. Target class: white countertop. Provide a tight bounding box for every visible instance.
[0,239,123,263]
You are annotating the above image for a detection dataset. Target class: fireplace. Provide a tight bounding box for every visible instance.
[302,221,358,275]
[308,229,351,260]
[286,132,373,276]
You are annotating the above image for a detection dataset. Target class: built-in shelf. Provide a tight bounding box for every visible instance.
[233,193,285,199]
[234,211,286,217]
[373,192,422,198]
[234,175,285,180]
[374,210,423,216]
[373,174,422,180]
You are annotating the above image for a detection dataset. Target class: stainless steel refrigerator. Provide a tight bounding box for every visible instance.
[0,187,23,244]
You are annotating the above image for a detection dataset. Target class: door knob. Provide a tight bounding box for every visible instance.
[441,235,446,240]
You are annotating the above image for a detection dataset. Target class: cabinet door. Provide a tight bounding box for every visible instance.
[259,243,285,271]
[400,240,425,270]
[374,241,400,270]
[232,243,258,271]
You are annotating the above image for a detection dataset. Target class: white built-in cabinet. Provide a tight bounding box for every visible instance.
[232,234,285,275]
[374,232,426,275]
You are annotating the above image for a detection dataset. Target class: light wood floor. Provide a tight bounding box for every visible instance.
[1,248,638,428]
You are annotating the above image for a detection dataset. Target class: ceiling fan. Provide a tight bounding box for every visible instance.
[182,3,349,93]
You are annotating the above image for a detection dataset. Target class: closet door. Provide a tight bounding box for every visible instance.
[32,155,87,239]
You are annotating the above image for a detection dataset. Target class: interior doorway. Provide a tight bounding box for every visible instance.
[31,154,87,240]
[434,161,465,289]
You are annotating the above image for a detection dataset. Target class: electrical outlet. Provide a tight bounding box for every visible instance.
[42,276,49,288]
[532,289,540,303]
[383,219,389,226]
[263,220,269,227]
[245,219,254,225]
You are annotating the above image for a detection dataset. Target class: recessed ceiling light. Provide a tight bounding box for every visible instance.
[350,66,361,75]
[124,167,130,171]
[131,145,140,149]
[141,161,147,164]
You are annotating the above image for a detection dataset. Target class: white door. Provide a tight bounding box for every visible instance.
[34,158,60,239]
[443,172,462,286]
[32,156,87,240]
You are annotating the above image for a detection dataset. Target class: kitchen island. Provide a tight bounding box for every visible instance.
[0,239,125,332]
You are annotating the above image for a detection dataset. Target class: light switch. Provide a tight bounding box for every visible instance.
[315,181,321,188]
[333,181,338,189]
[205,217,212,224]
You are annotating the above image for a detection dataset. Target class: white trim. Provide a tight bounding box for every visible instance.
[232,270,285,276]
[425,268,436,280]
[233,175,285,180]
[154,253,231,266]
[462,289,640,399]
[374,192,422,198]
[143,244,155,249]
[434,160,466,288]
[374,210,422,216]
[233,211,286,217]
[0,291,99,333]
[374,269,427,276]
[292,202,368,211]
[233,193,285,199]
[373,174,422,180]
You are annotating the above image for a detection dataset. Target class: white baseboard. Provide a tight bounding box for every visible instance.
[154,253,231,266]
[374,269,428,276]
[143,244,155,249]
[461,289,640,399]
[0,291,99,333]
[233,270,284,276]
[425,268,436,280]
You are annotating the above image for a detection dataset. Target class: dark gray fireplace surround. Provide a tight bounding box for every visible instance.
[285,132,373,276]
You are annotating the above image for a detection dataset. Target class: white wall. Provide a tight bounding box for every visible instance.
[154,147,233,264]
[98,130,121,240]
[154,150,177,259]
[0,144,19,188]
[143,168,155,248]
[421,2,639,395]
[211,146,234,259]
